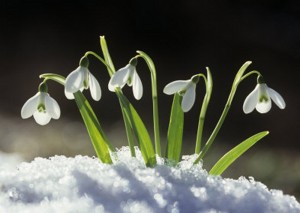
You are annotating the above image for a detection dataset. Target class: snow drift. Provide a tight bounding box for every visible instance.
[0,147,299,213]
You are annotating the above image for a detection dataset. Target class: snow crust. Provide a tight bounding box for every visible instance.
[0,147,299,213]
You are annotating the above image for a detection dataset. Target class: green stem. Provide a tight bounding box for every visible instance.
[195,69,212,154]
[136,51,161,157]
[240,70,261,82]
[194,85,235,164]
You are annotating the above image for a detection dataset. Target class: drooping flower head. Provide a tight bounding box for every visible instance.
[21,82,60,125]
[243,76,286,114]
[108,58,143,100]
[163,75,200,112]
[65,56,101,101]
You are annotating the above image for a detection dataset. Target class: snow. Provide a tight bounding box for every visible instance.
[0,147,299,213]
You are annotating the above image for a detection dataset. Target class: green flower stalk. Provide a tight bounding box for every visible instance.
[136,51,161,157]
[195,68,213,154]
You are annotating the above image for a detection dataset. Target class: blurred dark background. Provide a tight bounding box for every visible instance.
[0,0,299,199]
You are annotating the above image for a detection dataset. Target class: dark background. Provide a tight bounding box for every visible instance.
[0,0,299,197]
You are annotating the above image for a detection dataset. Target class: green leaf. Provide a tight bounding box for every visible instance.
[100,36,115,76]
[40,73,113,164]
[74,92,114,164]
[209,131,269,175]
[117,92,157,167]
[166,93,184,163]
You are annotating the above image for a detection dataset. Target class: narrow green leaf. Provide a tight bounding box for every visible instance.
[100,36,115,76]
[117,92,157,167]
[166,93,184,163]
[233,61,252,86]
[40,73,113,163]
[209,131,269,175]
[74,92,114,163]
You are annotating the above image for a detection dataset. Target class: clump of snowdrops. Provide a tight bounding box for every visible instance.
[21,37,286,175]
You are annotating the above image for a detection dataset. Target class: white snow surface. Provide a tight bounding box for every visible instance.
[0,147,299,213]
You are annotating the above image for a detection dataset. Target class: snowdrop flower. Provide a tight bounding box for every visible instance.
[163,75,200,112]
[108,59,143,100]
[243,76,286,114]
[21,83,60,125]
[65,57,101,101]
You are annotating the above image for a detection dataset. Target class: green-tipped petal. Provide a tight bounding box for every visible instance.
[256,99,272,113]
[256,84,272,113]
[33,111,51,125]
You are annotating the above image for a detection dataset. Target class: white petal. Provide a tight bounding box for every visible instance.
[268,87,286,109]
[65,67,85,94]
[163,80,190,95]
[21,92,40,119]
[108,65,131,91]
[33,111,51,125]
[256,99,272,113]
[65,90,75,100]
[243,85,259,114]
[65,88,84,100]
[132,70,143,100]
[44,93,60,119]
[89,72,102,101]
[181,83,196,112]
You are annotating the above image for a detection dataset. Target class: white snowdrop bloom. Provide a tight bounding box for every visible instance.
[163,75,199,112]
[243,83,286,114]
[108,63,143,100]
[21,92,60,125]
[65,58,101,101]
